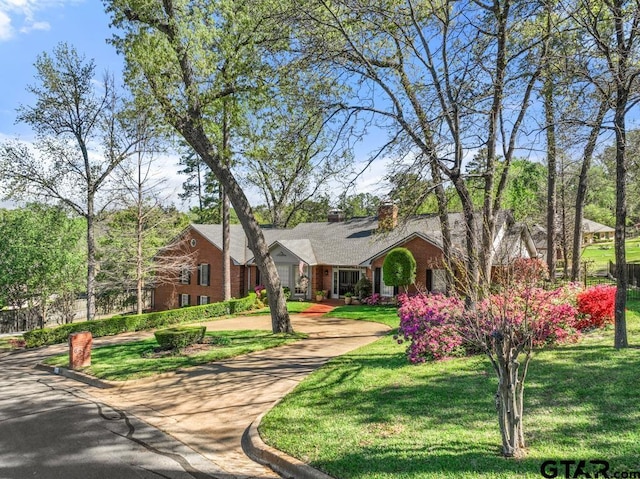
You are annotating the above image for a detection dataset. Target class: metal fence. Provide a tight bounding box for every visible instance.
[0,290,153,334]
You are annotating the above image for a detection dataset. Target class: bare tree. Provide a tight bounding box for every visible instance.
[288,0,548,301]
[0,43,140,321]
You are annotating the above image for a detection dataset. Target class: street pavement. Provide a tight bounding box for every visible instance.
[0,311,389,478]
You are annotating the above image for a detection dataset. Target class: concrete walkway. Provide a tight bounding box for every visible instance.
[14,310,389,478]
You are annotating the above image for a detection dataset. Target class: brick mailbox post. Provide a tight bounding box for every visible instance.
[69,331,92,369]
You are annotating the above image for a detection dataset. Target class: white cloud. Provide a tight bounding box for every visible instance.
[19,19,49,33]
[0,0,75,41]
[0,10,13,40]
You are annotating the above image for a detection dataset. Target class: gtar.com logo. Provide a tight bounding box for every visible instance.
[540,460,640,479]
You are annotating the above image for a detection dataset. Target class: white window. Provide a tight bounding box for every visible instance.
[180,268,190,284]
[380,267,395,297]
[276,264,291,288]
[199,264,210,286]
[180,294,190,307]
[198,295,209,305]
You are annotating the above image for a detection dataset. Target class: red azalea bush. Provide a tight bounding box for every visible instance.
[575,284,616,330]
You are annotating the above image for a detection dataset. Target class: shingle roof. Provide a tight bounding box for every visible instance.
[190,210,522,266]
[582,219,615,234]
[190,224,250,265]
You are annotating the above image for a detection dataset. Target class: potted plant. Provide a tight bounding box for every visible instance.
[316,291,324,302]
[344,292,353,305]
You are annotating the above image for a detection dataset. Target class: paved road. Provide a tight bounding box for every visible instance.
[0,348,229,479]
[0,313,389,478]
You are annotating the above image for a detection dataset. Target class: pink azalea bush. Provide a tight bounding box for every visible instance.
[397,283,581,364]
[397,293,466,362]
[470,286,580,348]
[362,293,382,305]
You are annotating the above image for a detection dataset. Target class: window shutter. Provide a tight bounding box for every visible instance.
[206,264,210,286]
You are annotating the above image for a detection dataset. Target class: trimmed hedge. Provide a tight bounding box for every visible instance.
[154,326,206,350]
[23,293,256,348]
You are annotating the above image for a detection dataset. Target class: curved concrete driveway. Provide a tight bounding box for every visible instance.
[87,314,389,478]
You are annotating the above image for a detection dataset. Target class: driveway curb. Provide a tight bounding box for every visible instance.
[35,362,115,389]
[242,412,335,479]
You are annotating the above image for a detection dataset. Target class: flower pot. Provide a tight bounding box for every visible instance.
[344,296,353,305]
[316,295,324,302]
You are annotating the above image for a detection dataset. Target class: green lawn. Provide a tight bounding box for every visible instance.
[44,330,306,381]
[326,305,400,328]
[260,304,640,479]
[580,238,640,270]
[247,301,315,316]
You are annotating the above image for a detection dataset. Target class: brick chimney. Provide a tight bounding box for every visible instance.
[378,202,398,231]
[328,209,345,223]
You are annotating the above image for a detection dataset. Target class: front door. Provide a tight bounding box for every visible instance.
[337,269,360,297]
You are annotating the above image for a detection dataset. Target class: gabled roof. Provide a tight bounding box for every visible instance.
[582,219,615,234]
[190,224,249,265]
[189,210,523,267]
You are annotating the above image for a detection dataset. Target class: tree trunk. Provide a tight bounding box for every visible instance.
[222,188,231,301]
[184,125,292,333]
[222,99,231,301]
[571,101,607,281]
[544,76,557,282]
[494,338,527,457]
[86,196,96,321]
[452,174,480,303]
[613,87,628,349]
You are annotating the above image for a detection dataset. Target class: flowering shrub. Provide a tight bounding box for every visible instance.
[494,257,549,289]
[362,293,382,305]
[397,293,466,362]
[397,284,581,364]
[575,284,616,330]
[469,286,580,348]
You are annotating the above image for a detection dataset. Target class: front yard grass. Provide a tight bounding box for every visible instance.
[260,303,640,479]
[247,301,315,315]
[325,305,400,328]
[44,330,307,381]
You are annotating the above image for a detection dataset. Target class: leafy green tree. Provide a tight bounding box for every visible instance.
[178,150,222,223]
[382,248,417,292]
[106,0,293,332]
[0,43,140,321]
[0,205,84,327]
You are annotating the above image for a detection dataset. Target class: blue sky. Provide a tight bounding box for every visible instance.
[0,1,124,137]
[0,0,390,208]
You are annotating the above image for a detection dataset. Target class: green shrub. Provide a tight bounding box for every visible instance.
[154,326,206,350]
[23,293,256,348]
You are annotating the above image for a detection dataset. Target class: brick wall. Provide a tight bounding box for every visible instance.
[154,228,246,311]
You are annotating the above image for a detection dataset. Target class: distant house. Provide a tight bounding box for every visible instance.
[153,206,538,310]
[582,219,615,244]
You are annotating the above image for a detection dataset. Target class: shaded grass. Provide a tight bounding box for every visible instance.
[260,303,640,479]
[44,330,306,381]
[0,336,24,351]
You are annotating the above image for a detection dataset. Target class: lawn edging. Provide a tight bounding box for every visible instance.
[242,412,336,479]
[23,293,256,348]
[34,362,115,389]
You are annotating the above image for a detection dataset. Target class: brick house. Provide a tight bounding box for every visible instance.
[153,206,538,310]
